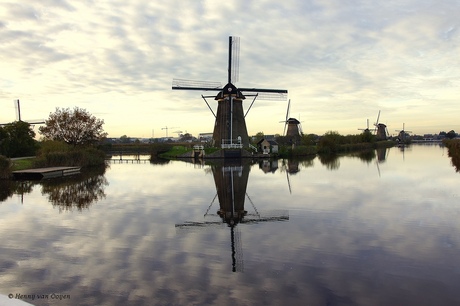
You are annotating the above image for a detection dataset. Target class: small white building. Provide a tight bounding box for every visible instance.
[257,139,279,154]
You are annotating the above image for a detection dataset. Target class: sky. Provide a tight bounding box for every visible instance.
[1,0,459,139]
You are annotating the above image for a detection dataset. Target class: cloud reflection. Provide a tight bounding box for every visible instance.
[0,148,460,305]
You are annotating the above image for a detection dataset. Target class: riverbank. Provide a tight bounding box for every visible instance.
[155,140,397,160]
[1,146,106,180]
[444,139,460,171]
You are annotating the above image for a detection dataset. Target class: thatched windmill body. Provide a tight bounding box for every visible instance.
[280,99,302,145]
[172,37,288,151]
[373,110,389,140]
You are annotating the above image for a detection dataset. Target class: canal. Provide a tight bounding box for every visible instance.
[0,144,459,305]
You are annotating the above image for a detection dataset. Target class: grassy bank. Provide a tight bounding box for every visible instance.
[0,141,108,180]
[10,158,36,171]
[158,146,220,159]
[444,139,460,171]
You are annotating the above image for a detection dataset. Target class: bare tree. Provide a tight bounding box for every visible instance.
[39,107,107,146]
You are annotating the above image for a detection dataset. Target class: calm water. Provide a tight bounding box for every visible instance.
[0,144,459,306]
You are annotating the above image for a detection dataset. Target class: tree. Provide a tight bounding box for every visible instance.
[253,132,264,143]
[119,135,131,143]
[360,129,375,143]
[179,133,193,142]
[39,107,107,146]
[317,131,344,153]
[446,130,457,139]
[0,121,37,157]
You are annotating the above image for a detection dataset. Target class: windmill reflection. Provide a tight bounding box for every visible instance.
[176,160,289,272]
[376,147,389,163]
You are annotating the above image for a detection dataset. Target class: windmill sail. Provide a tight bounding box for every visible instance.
[229,36,240,83]
[172,79,222,91]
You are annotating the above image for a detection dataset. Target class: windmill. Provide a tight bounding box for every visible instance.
[373,110,389,140]
[358,119,370,132]
[175,161,289,272]
[395,123,412,144]
[172,36,288,154]
[279,99,302,138]
[0,99,45,126]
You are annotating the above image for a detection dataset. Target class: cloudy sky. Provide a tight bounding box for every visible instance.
[1,0,459,138]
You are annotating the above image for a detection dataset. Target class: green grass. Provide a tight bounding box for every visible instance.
[159,146,191,158]
[11,158,36,171]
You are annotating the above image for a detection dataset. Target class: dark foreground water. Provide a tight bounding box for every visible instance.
[0,144,459,306]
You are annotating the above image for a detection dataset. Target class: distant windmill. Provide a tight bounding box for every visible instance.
[172,36,288,153]
[395,123,412,143]
[373,110,389,140]
[0,99,45,126]
[279,99,302,138]
[358,118,371,133]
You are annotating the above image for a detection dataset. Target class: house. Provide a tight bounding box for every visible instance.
[257,138,279,154]
[199,132,213,143]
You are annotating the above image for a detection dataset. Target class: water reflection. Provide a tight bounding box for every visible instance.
[0,166,108,211]
[316,148,389,170]
[376,147,389,163]
[177,159,289,272]
[2,146,460,305]
[446,144,460,172]
[41,166,108,211]
[317,153,340,170]
[0,180,17,202]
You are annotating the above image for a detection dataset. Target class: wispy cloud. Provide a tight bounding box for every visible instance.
[1,0,459,136]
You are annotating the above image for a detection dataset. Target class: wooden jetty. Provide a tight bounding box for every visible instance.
[12,167,81,180]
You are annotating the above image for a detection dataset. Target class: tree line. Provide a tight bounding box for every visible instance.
[1,107,108,178]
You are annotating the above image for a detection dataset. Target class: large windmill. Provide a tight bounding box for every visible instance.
[373,110,389,140]
[172,36,288,153]
[279,99,302,138]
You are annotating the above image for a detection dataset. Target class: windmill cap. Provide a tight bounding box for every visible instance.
[287,118,300,124]
[215,83,246,100]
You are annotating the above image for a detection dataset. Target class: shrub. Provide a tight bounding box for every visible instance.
[291,145,317,156]
[37,140,71,156]
[34,147,106,168]
[0,155,11,179]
